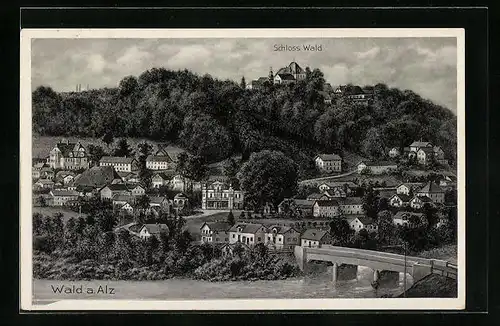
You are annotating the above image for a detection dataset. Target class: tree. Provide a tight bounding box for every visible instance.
[102,132,114,148]
[240,76,246,89]
[119,75,139,96]
[422,203,438,229]
[36,195,47,207]
[94,210,117,233]
[376,210,395,245]
[113,138,135,157]
[227,210,235,226]
[136,195,151,210]
[87,144,107,166]
[362,187,379,220]
[329,218,354,246]
[137,141,154,188]
[237,150,298,209]
[223,157,241,189]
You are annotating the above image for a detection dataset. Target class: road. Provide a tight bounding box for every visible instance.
[299,169,357,185]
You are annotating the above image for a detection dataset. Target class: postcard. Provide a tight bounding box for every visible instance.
[20,28,465,310]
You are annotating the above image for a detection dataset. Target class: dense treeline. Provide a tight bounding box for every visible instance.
[33,66,457,172]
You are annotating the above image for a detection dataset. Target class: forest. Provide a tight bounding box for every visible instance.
[32,66,457,176]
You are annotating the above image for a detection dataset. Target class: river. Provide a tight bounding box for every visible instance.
[33,266,413,302]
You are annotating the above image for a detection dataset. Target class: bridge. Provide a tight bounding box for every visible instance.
[294,245,457,284]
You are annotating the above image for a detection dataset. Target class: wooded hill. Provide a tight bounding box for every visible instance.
[32,67,457,176]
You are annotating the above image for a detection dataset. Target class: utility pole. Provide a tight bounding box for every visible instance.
[403,240,407,298]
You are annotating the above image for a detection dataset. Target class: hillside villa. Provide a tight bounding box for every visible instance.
[314,153,342,173]
[138,223,169,240]
[49,139,89,170]
[264,225,301,250]
[228,223,267,247]
[200,221,231,244]
[201,180,244,210]
[99,156,140,173]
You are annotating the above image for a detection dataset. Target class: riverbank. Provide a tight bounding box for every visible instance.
[397,274,457,298]
[417,244,457,264]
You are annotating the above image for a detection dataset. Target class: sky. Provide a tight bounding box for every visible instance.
[31,37,457,112]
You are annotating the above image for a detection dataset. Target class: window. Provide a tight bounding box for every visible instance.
[257,237,261,241]
[232,234,235,238]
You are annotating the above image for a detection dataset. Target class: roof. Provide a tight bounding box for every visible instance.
[410,141,432,148]
[276,73,296,81]
[321,181,357,188]
[358,160,398,167]
[152,172,172,180]
[413,195,433,203]
[256,77,270,83]
[392,194,411,202]
[51,189,79,197]
[200,221,231,232]
[73,166,122,188]
[394,211,424,220]
[418,147,435,154]
[433,146,444,152]
[356,216,376,225]
[229,223,265,234]
[315,199,339,207]
[141,223,169,235]
[418,181,444,193]
[146,155,173,163]
[33,162,45,169]
[398,182,424,189]
[267,225,296,234]
[306,193,323,200]
[377,189,396,199]
[148,196,168,205]
[53,141,85,157]
[276,61,305,76]
[100,156,136,164]
[112,194,133,202]
[316,153,342,161]
[103,183,129,192]
[341,197,363,205]
[301,229,330,241]
[174,193,187,199]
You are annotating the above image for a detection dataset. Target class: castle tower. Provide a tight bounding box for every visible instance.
[269,67,274,83]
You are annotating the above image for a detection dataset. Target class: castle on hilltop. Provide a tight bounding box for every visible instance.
[248,61,307,90]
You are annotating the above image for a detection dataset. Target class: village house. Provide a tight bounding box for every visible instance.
[278,198,314,217]
[334,85,374,103]
[409,195,434,209]
[417,147,435,165]
[55,171,76,185]
[314,154,342,173]
[112,194,134,207]
[416,181,445,204]
[34,179,55,189]
[264,225,301,250]
[201,180,244,210]
[170,174,192,192]
[49,139,89,170]
[173,193,189,211]
[229,223,267,247]
[388,147,400,158]
[439,175,457,190]
[389,194,412,207]
[319,91,332,104]
[321,188,347,199]
[273,61,307,84]
[119,202,135,215]
[39,167,55,180]
[72,166,122,190]
[150,171,173,188]
[300,229,332,248]
[434,146,447,164]
[99,156,139,173]
[396,183,424,196]
[312,199,341,218]
[220,242,251,256]
[49,189,79,206]
[117,171,140,184]
[318,181,357,194]
[32,162,46,179]
[409,141,433,153]
[146,153,175,170]
[262,202,276,214]
[138,223,169,240]
[339,197,364,215]
[100,183,130,200]
[348,216,378,233]
[130,184,146,196]
[393,211,425,227]
[200,221,231,244]
[148,195,172,212]
[357,160,398,175]
[306,193,323,201]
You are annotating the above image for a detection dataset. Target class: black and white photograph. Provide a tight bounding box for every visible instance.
[20,28,465,310]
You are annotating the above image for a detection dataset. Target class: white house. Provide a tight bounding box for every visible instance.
[229,223,267,247]
[339,197,364,215]
[348,216,378,233]
[357,161,398,175]
[312,200,341,218]
[416,181,445,204]
[119,202,135,214]
[389,194,412,207]
[417,147,435,165]
[130,184,146,196]
[146,154,175,170]
[409,195,434,209]
[49,139,89,170]
[388,147,400,158]
[300,229,332,248]
[409,141,433,152]
[151,172,173,188]
[200,222,231,244]
[396,183,423,196]
[393,211,425,227]
[100,184,130,200]
[50,189,79,206]
[264,225,301,250]
[99,156,139,173]
[314,154,342,173]
[138,223,169,240]
[201,180,245,210]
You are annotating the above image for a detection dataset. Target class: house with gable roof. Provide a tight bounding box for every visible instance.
[300,229,332,248]
[348,216,378,233]
[200,221,231,244]
[228,223,267,247]
[201,179,244,210]
[49,139,89,170]
[314,153,342,172]
[312,199,341,218]
[389,193,412,207]
[100,156,139,173]
[100,183,130,200]
[273,61,307,84]
[146,153,175,170]
[264,225,301,250]
[416,181,445,204]
[138,223,169,240]
[357,160,398,175]
[409,195,434,209]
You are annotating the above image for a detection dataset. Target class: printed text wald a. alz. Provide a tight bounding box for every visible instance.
[273,44,323,52]
[51,284,115,295]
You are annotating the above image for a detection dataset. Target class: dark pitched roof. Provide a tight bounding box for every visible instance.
[418,181,444,193]
[377,189,397,199]
[146,154,173,163]
[266,225,296,234]
[392,194,411,202]
[315,199,339,207]
[104,183,129,191]
[357,216,375,225]
[229,223,265,234]
[359,160,398,167]
[51,189,79,197]
[341,197,363,205]
[316,153,342,161]
[413,195,433,203]
[306,193,323,200]
[53,141,85,157]
[418,147,435,154]
[301,229,330,241]
[276,73,296,80]
[112,194,133,202]
[142,223,169,235]
[148,196,169,205]
[174,193,187,199]
[410,141,432,148]
[200,221,231,232]
[152,172,172,180]
[100,156,136,164]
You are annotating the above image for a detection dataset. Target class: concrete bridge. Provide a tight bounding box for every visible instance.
[294,245,457,284]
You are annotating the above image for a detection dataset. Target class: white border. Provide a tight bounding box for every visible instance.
[20,28,466,311]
